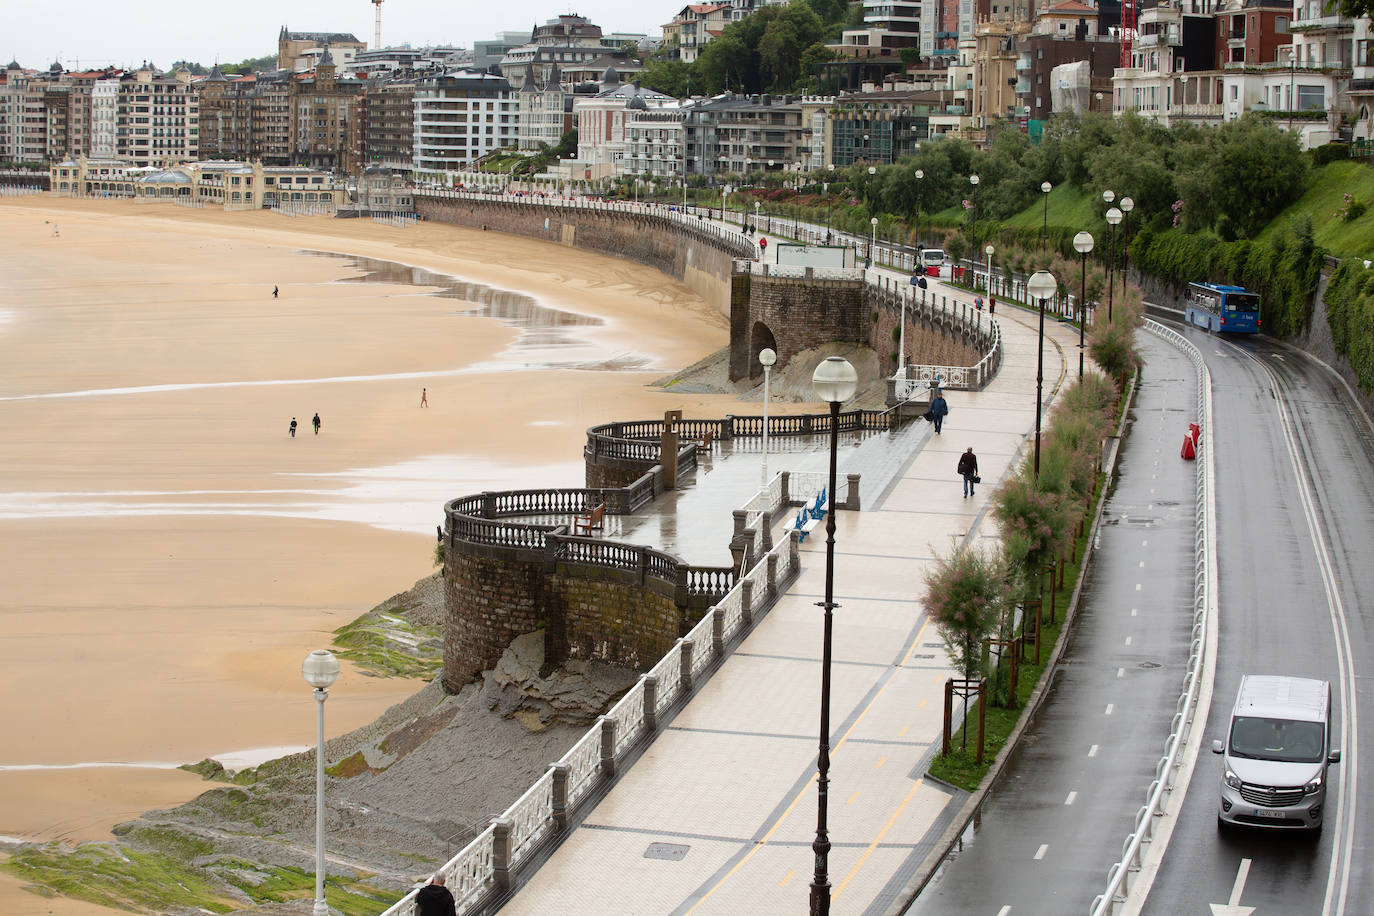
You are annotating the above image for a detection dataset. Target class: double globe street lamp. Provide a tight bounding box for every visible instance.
[1073,231,1095,379]
[1106,206,1123,322]
[759,348,776,490]
[1028,270,1058,479]
[809,356,858,916]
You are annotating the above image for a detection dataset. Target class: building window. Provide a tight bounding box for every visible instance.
[1296,84,1324,110]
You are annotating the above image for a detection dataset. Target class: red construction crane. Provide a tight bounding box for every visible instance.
[1119,0,1137,68]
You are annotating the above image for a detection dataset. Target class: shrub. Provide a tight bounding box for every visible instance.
[923,545,1014,683]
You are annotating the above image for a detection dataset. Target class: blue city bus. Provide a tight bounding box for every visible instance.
[1184,282,1261,333]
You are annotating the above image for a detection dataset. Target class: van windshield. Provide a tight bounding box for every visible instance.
[1229,716,1325,763]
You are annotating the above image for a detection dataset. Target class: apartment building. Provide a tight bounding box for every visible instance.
[116,66,198,167]
[412,69,518,180]
[663,4,733,64]
[364,81,415,171]
[1016,4,1118,132]
[91,78,118,158]
[290,46,363,172]
[500,14,641,90]
[278,27,367,72]
[575,69,675,176]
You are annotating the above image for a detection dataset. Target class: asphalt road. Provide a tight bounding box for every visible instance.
[1141,328,1374,916]
[904,332,1201,915]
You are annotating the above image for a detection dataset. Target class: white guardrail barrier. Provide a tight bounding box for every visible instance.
[1089,319,1217,915]
[378,520,801,916]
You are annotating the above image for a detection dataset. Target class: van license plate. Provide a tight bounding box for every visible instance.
[1253,808,1286,819]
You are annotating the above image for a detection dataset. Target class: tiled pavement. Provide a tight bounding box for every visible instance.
[504,271,1088,915]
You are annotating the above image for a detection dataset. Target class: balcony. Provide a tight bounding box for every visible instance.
[1289,15,1354,32]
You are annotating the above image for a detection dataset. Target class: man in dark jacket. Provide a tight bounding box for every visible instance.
[958,447,979,498]
[929,389,949,434]
[415,873,457,916]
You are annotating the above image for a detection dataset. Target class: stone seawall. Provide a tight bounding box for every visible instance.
[416,195,745,318]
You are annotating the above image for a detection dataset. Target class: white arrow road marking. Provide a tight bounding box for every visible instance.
[1208,858,1256,916]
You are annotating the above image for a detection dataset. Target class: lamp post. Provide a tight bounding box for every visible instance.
[1105,206,1123,322]
[722,183,730,222]
[1101,189,1115,300]
[1028,270,1057,479]
[867,165,877,212]
[869,216,878,268]
[302,649,341,916]
[1073,231,1094,379]
[968,174,980,252]
[809,355,858,916]
[985,244,995,297]
[754,200,760,235]
[913,168,924,247]
[760,348,776,490]
[1119,196,1134,297]
[1040,181,1053,251]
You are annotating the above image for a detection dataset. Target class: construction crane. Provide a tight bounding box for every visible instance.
[1119,0,1136,68]
[372,0,384,50]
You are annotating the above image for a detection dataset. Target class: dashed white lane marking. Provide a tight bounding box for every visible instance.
[1105,704,1114,715]
[1125,636,1133,646]
[1117,667,1125,678]
[1088,745,1099,757]
[1135,583,1142,591]
[1131,608,1138,616]
[1139,560,1145,568]
[1142,540,1148,547]
[1065,791,1078,805]
[1033,846,1048,862]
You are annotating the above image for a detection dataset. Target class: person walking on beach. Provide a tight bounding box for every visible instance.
[312,412,321,435]
[289,417,298,438]
[272,285,278,298]
[420,387,429,408]
[958,447,979,498]
[415,873,456,916]
[929,388,949,435]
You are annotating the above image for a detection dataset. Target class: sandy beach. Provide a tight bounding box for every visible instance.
[0,197,745,911]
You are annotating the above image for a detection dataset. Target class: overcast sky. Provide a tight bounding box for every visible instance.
[7,2,667,71]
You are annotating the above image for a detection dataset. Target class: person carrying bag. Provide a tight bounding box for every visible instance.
[957,447,979,498]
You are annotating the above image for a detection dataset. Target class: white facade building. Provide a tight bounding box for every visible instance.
[412,69,518,180]
[91,78,118,159]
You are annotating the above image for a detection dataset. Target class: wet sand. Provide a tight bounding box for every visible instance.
[0,197,741,911]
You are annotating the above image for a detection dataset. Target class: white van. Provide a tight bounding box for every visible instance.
[1212,675,1340,831]
[918,248,946,269]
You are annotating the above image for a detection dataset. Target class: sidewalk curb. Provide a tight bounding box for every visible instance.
[884,366,1141,915]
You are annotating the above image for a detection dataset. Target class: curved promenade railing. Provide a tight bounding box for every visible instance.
[414,187,760,260]
[379,527,803,916]
[1089,319,1216,915]
[444,482,733,601]
[585,408,896,477]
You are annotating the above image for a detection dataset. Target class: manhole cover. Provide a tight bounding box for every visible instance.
[1139,661,1162,669]
[645,842,689,861]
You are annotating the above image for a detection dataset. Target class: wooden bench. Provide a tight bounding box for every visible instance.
[574,503,606,536]
[696,429,715,451]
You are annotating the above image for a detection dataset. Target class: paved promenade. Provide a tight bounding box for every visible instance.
[505,283,1088,915]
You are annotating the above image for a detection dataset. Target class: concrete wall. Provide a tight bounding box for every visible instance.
[416,196,744,318]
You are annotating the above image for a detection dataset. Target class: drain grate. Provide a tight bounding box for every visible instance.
[645,842,690,861]
[1139,661,1162,669]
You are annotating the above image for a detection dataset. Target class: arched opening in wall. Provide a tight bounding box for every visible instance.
[748,321,779,378]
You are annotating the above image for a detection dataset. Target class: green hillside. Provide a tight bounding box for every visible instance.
[1254,160,1374,258]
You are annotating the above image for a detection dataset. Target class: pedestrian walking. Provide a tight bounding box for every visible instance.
[958,447,980,498]
[975,295,984,311]
[312,412,321,435]
[929,388,949,435]
[988,293,996,316]
[289,417,298,438]
[420,387,429,408]
[415,873,456,916]
[272,285,278,298]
